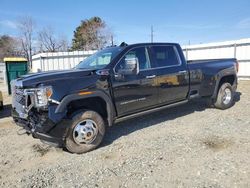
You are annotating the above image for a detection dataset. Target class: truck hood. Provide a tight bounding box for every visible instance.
[16,69,95,88]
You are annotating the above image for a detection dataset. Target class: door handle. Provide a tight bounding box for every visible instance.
[178,70,187,74]
[146,75,156,79]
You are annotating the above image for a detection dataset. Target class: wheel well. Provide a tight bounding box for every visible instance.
[67,97,108,123]
[218,75,235,88]
[213,75,235,100]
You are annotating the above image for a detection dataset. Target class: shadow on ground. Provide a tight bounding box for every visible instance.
[234,91,241,102]
[102,92,241,147]
[0,104,12,119]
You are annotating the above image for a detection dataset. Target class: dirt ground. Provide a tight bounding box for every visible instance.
[0,81,250,188]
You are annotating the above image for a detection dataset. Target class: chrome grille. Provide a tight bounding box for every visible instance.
[15,88,25,105]
[11,80,27,119]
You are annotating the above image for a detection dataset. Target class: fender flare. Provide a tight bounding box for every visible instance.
[212,73,237,99]
[55,91,116,126]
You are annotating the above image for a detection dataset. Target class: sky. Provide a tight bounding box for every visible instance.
[0,0,250,46]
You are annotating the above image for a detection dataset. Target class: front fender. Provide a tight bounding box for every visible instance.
[55,90,116,126]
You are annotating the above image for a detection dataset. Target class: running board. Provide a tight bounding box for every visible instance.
[114,100,188,123]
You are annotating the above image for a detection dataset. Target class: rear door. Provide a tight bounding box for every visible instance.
[111,46,158,116]
[148,45,189,104]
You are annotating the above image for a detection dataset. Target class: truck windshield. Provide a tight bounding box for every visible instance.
[75,47,122,70]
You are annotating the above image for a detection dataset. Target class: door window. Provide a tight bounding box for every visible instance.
[149,46,180,68]
[115,47,151,72]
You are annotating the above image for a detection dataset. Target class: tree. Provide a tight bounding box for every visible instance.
[0,35,23,62]
[17,16,36,69]
[38,26,69,52]
[71,17,112,50]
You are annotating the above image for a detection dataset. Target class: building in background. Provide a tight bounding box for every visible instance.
[30,38,250,79]
[182,38,250,78]
[31,50,96,73]
[0,63,6,84]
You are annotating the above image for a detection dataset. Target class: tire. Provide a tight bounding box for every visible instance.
[65,110,105,154]
[214,82,234,110]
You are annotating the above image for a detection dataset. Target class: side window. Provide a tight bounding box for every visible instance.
[115,47,151,72]
[149,46,180,68]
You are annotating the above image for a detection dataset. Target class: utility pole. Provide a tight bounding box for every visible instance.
[111,35,114,46]
[151,25,154,43]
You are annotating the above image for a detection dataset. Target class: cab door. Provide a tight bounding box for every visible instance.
[111,46,158,116]
[148,45,189,104]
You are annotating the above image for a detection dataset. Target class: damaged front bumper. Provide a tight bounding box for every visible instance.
[12,108,69,147]
[11,80,70,147]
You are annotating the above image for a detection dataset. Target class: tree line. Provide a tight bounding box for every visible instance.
[0,16,113,63]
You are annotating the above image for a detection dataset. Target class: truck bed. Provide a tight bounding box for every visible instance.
[187,58,237,98]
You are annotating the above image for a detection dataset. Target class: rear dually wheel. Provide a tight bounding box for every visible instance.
[214,82,234,110]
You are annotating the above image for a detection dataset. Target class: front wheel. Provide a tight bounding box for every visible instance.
[65,110,105,154]
[214,82,234,110]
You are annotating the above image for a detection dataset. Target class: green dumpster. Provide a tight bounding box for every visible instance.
[4,57,28,95]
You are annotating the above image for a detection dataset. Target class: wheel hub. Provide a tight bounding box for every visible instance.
[222,88,232,105]
[73,119,98,144]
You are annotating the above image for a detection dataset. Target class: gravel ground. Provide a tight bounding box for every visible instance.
[0,81,250,188]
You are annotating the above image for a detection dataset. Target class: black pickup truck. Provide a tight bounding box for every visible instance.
[11,43,238,153]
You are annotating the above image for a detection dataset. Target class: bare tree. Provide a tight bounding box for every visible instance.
[0,35,23,61]
[38,26,69,52]
[17,16,36,69]
[95,26,113,49]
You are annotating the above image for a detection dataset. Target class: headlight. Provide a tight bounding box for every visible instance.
[35,86,53,107]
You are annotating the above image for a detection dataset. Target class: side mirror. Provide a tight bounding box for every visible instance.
[118,57,139,75]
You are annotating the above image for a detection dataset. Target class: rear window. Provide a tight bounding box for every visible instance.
[149,46,180,68]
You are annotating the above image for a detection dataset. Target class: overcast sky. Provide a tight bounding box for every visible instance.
[0,0,250,46]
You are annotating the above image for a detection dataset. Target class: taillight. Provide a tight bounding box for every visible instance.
[236,60,239,73]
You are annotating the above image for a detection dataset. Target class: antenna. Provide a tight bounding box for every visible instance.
[151,25,154,43]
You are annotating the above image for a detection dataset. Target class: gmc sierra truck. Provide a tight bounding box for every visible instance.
[11,43,238,153]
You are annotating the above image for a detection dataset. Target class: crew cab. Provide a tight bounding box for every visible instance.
[11,43,238,153]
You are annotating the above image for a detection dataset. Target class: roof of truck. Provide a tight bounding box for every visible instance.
[120,42,179,48]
